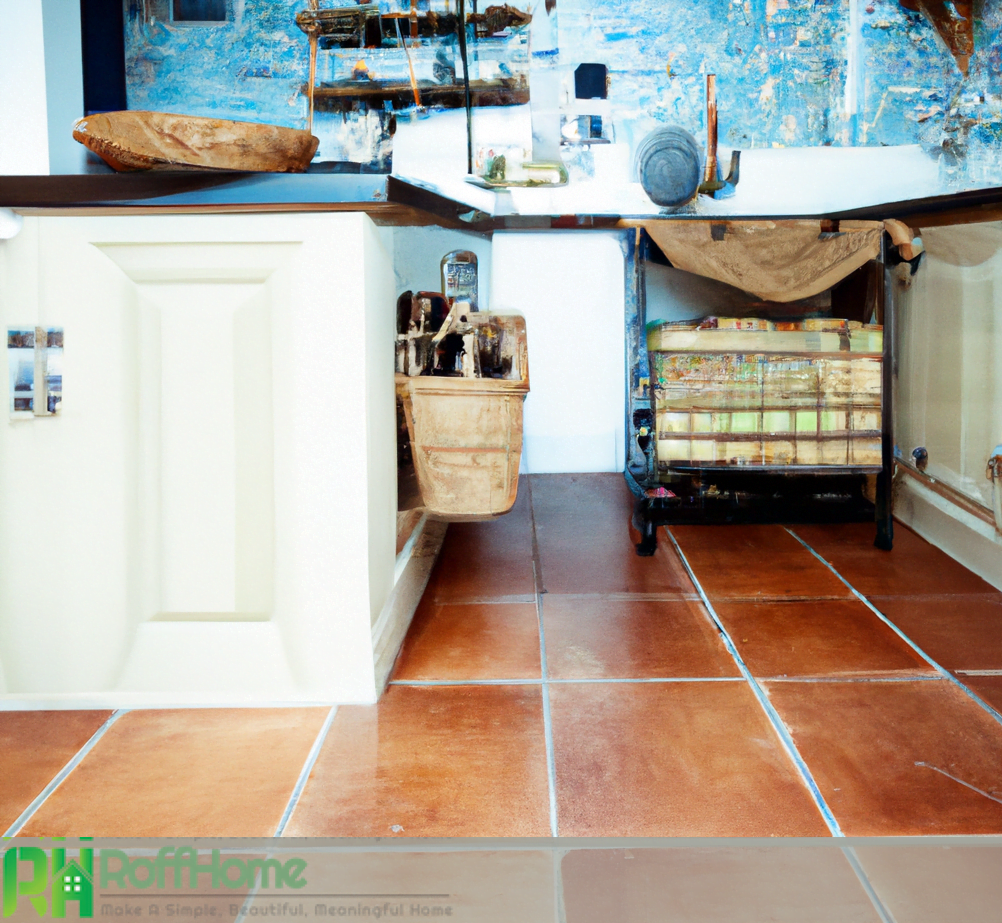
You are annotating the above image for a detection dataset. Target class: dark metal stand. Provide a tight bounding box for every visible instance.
[626,229,898,556]
[627,468,878,556]
[874,236,896,551]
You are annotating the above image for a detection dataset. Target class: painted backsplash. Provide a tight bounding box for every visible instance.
[123,0,1002,187]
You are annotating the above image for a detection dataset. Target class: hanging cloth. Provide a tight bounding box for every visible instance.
[628,219,885,303]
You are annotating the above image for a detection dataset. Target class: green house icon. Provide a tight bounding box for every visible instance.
[51,856,93,918]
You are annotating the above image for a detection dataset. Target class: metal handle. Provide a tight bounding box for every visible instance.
[986,445,1002,482]
[988,444,1002,535]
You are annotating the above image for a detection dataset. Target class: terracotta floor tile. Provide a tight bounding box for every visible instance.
[0,710,111,832]
[714,599,933,678]
[392,601,541,680]
[561,848,880,923]
[424,478,536,603]
[671,525,852,600]
[530,474,695,595]
[869,595,1002,671]
[543,596,739,679]
[285,684,550,836]
[791,522,998,596]
[962,675,1002,713]
[854,846,1002,923]
[276,850,557,923]
[765,680,1002,834]
[549,682,830,836]
[19,708,329,837]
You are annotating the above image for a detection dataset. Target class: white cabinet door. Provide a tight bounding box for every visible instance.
[0,213,396,704]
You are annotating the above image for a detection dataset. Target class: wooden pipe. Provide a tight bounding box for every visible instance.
[394,19,422,108]
[305,0,320,134]
[307,31,318,133]
[704,73,718,186]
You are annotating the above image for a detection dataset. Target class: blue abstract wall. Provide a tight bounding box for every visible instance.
[123,0,1002,188]
[125,0,311,125]
[560,0,850,149]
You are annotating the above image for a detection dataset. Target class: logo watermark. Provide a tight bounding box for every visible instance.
[2,847,307,919]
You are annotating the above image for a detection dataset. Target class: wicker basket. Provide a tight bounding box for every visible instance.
[398,315,529,521]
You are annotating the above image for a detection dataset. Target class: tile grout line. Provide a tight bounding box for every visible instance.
[273,705,338,837]
[233,865,266,923]
[763,675,941,684]
[552,848,568,923]
[2,708,129,837]
[390,677,746,686]
[526,477,560,838]
[663,527,844,837]
[840,846,898,923]
[785,527,1002,727]
[536,585,560,838]
[389,676,940,686]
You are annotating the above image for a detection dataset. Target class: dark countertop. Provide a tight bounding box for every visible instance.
[0,172,389,209]
[3,171,1002,231]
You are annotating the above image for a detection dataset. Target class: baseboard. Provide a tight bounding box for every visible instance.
[895,474,1002,593]
[371,518,448,695]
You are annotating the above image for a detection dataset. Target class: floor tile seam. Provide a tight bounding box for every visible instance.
[429,596,538,606]
[865,593,1002,602]
[390,675,941,686]
[705,595,869,604]
[840,846,898,923]
[273,704,338,837]
[760,675,943,684]
[664,527,844,837]
[431,593,708,604]
[526,477,559,839]
[539,592,706,602]
[551,849,567,923]
[2,708,128,837]
[388,677,747,686]
[233,865,267,923]
[784,527,1002,729]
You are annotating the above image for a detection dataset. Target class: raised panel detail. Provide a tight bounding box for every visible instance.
[99,243,292,621]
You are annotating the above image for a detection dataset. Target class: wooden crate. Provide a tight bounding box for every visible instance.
[649,324,883,475]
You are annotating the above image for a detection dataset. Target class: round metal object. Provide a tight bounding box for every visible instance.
[636,126,703,207]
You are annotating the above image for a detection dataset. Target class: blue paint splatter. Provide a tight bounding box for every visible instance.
[122,0,1002,186]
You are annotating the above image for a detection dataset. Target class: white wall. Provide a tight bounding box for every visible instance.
[40,0,86,174]
[491,230,627,473]
[645,260,758,326]
[393,226,492,311]
[895,221,1002,590]
[0,0,50,174]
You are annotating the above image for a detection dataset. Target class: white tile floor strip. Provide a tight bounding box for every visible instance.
[434,595,539,605]
[274,705,338,837]
[539,592,705,602]
[664,527,844,837]
[389,677,746,686]
[232,863,267,923]
[841,846,898,923]
[762,675,943,683]
[527,478,560,839]
[537,594,560,839]
[786,527,1002,727]
[390,678,544,686]
[2,708,128,837]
